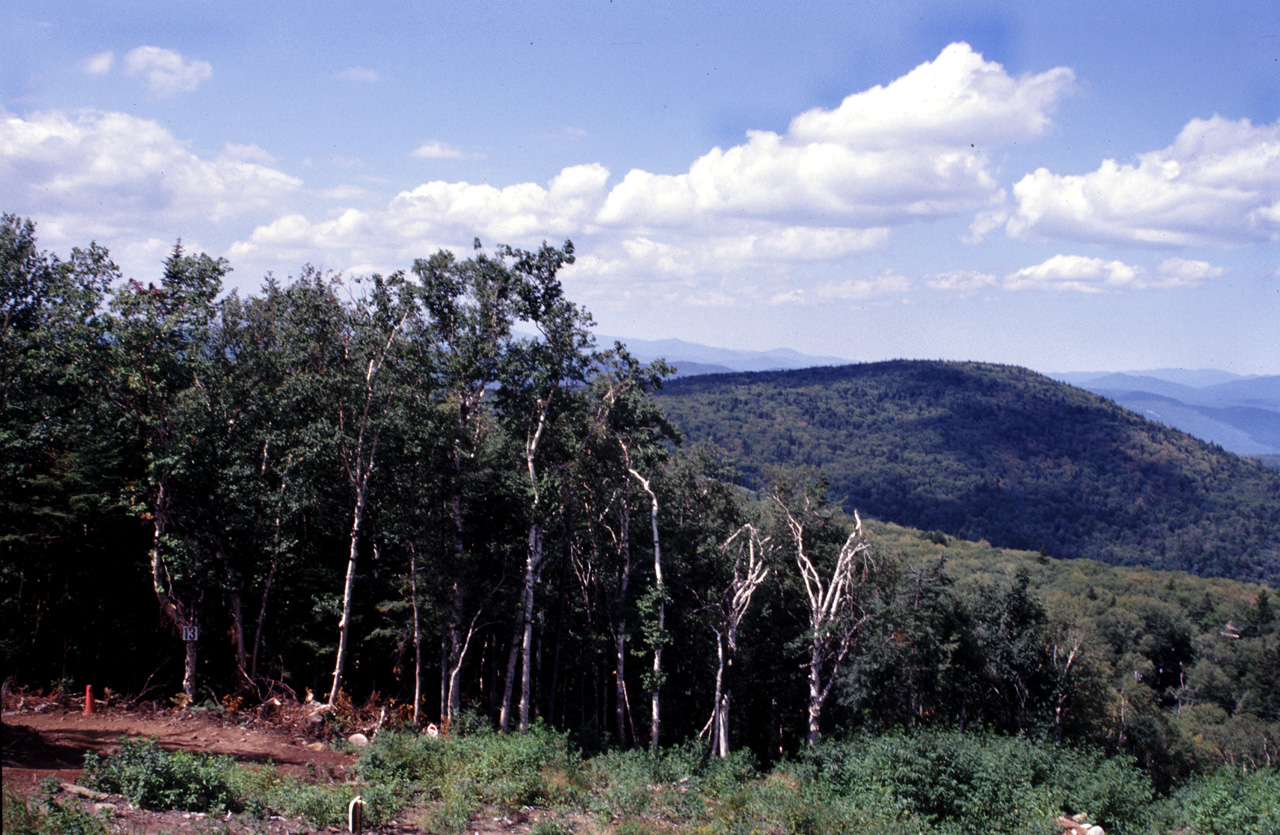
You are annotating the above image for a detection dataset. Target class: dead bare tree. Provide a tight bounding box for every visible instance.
[772,483,875,745]
[702,523,772,758]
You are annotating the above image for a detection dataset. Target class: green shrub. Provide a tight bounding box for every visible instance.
[1159,766,1280,835]
[81,737,240,812]
[263,777,348,828]
[797,731,1155,835]
[529,818,575,835]
[357,722,583,812]
[2,780,110,835]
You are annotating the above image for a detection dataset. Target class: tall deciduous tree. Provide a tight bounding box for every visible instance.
[105,244,227,697]
[327,271,419,706]
[412,244,520,727]
[496,241,591,732]
[1,216,117,682]
[705,523,772,757]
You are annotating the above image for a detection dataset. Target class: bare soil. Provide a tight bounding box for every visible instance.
[2,691,556,834]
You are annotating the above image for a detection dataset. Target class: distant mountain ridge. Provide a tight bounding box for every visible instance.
[655,360,1280,585]
[598,334,850,375]
[1048,370,1280,457]
[604,334,1280,458]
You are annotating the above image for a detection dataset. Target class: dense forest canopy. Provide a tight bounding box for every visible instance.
[657,362,1280,586]
[2,215,1276,801]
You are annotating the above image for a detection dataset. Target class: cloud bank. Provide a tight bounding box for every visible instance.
[225,43,1078,291]
[1010,116,1280,246]
[4,42,1254,308]
[0,108,300,245]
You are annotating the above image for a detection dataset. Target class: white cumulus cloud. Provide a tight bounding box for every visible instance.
[1004,255,1145,293]
[229,164,611,269]
[0,108,301,247]
[598,43,1072,232]
[1009,115,1280,246]
[788,42,1074,149]
[926,270,999,294]
[1155,257,1225,286]
[123,46,212,96]
[81,51,114,75]
[223,43,1077,299]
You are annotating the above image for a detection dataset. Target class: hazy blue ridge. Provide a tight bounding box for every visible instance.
[597,333,850,374]
[1048,371,1280,456]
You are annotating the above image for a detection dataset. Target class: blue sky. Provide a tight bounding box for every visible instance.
[4,1,1279,373]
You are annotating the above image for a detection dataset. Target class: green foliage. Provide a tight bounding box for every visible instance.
[81,737,241,812]
[258,777,348,828]
[1,779,110,835]
[584,741,756,825]
[77,740,368,828]
[529,819,576,835]
[791,731,1153,835]
[358,723,584,813]
[1156,766,1280,835]
[9,217,1280,835]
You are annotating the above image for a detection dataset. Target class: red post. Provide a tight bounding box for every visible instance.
[84,685,95,715]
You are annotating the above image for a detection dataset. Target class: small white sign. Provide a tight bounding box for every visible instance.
[181,625,199,642]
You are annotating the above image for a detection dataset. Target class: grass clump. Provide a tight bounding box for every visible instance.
[354,721,585,833]
[79,738,369,828]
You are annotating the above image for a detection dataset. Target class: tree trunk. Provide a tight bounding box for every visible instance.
[615,484,632,745]
[218,551,249,683]
[806,646,824,746]
[149,479,198,698]
[183,635,199,699]
[410,542,422,727]
[518,522,543,731]
[252,461,289,680]
[709,630,728,758]
[228,580,247,681]
[499,583,525,732]
[648,492,663,755]
[614,628,628,744]
[548,527,570,726]
[445,489,467,723]
[250,558,276,679]
[628,467,663,755]
[329,483,367,706]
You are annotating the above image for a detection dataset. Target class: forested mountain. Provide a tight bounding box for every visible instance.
[656,362,1280,585]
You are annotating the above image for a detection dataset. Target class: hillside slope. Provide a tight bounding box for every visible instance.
[657,361,1280,585]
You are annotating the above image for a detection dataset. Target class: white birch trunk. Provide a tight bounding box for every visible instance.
[329,483,366,705]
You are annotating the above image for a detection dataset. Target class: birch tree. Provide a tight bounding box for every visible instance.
[496,241,589,732]
[769,468,876,745]
[704,523,772,758]
[327,271,418,706]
